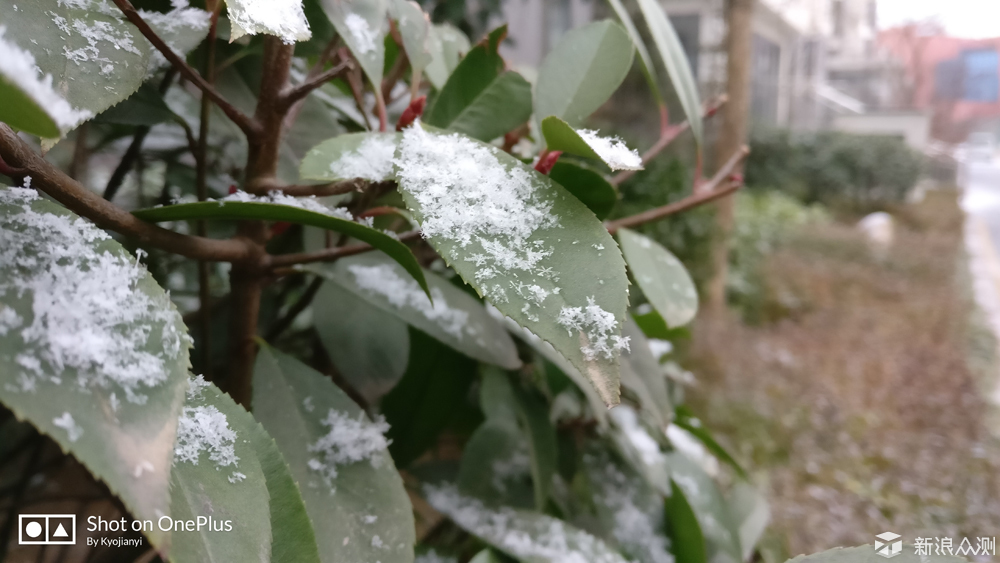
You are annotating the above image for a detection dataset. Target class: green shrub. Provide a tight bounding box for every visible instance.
[745,130,923,211]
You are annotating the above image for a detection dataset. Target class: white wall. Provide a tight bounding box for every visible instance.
[832,111,931,150]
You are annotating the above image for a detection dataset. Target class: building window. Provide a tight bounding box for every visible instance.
[668,14,700,79]
[963,49,999,102]
[751,34,781,125]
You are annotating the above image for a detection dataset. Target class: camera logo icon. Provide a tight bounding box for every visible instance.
[875,532,902,558]
[19,514,76,545]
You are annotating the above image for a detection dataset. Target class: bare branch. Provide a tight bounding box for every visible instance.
[0,125,254,263]
[110,0,260,137]
[281,60,353,110]
[247,177,370,197]
[268,230,422,270]
[605,145,750,234]
[612,95,729,186]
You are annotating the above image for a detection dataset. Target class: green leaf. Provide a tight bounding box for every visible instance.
[457,417,535,508]
[96,82,175,127]
[395,125,630,407]
[535,20,634,126]
[618,228,698,328]
[666,453,742,563]
[253,344,415,563]
[300,132,400,183]
[424,27,532,142]
[541,116,642,171]
[666,479,707,563]
[728,482,769,562]
[786,546,969,563]
[605,0,664,106]
[132,199,429,296]
[381,329,477,467]
[247,411,324,563]
[227,0,312,43]
[634,0,703,146]
[168,378,273,562]
[673,406,747,480]
[0,69,60,138]
[0,187,189,548]
[548,161,618,221]
[313,279,411,405]
[470,549,506,563]
[619,319,671,429]
[512,383,557,511]
[492,311,609,429]
[306,254,521,368]
[321,0,387,88]
[425,483,632,563]
[473,368,556,510]
[389,0,433,81]
[424,23,471,90]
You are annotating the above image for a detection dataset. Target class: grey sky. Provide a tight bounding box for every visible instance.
[879,0,1000,38]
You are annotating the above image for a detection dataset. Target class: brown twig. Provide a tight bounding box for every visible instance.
[281,60,353,110]
[268,230,422,270]
[196,3,220,380]
[0,125,253,262]
[612,95,728,186]
[111,0,260,137]
[247,177,369,197]
[265,276,325,341]
[605,145,750,234]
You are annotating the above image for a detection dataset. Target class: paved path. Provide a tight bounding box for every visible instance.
[961,159,1000,406]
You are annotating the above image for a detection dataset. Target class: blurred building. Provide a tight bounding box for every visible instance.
[498,0,938,145]
[880,28,1000,142]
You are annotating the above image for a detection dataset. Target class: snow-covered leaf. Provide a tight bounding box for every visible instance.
[168,377,275,563]
[634,0,703,146]
[253,344,415,563]
[425,483,632,563]
[227,0,312,44]
[541,116,642,171]
[132,194,429,296]
[306,254,521,369]
[490,309,609,429]
[300,132,400,183]
[0,0,211,136]
[0,186,189,548]
[424,23,470,90]
[320,0,387,87]
[673,406,746,479]
[389,0,433,83]
[666,453,742,563]
[583,450,672,563]
[619,319,671,429]
[0,28,89,137]
[395,125,630,407]
[535,20,634,127]
[141,4,212,72]
[424,26,532,142]
[618,228,698,328]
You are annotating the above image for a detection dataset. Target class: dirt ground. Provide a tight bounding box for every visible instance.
[685,190,1000,559]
